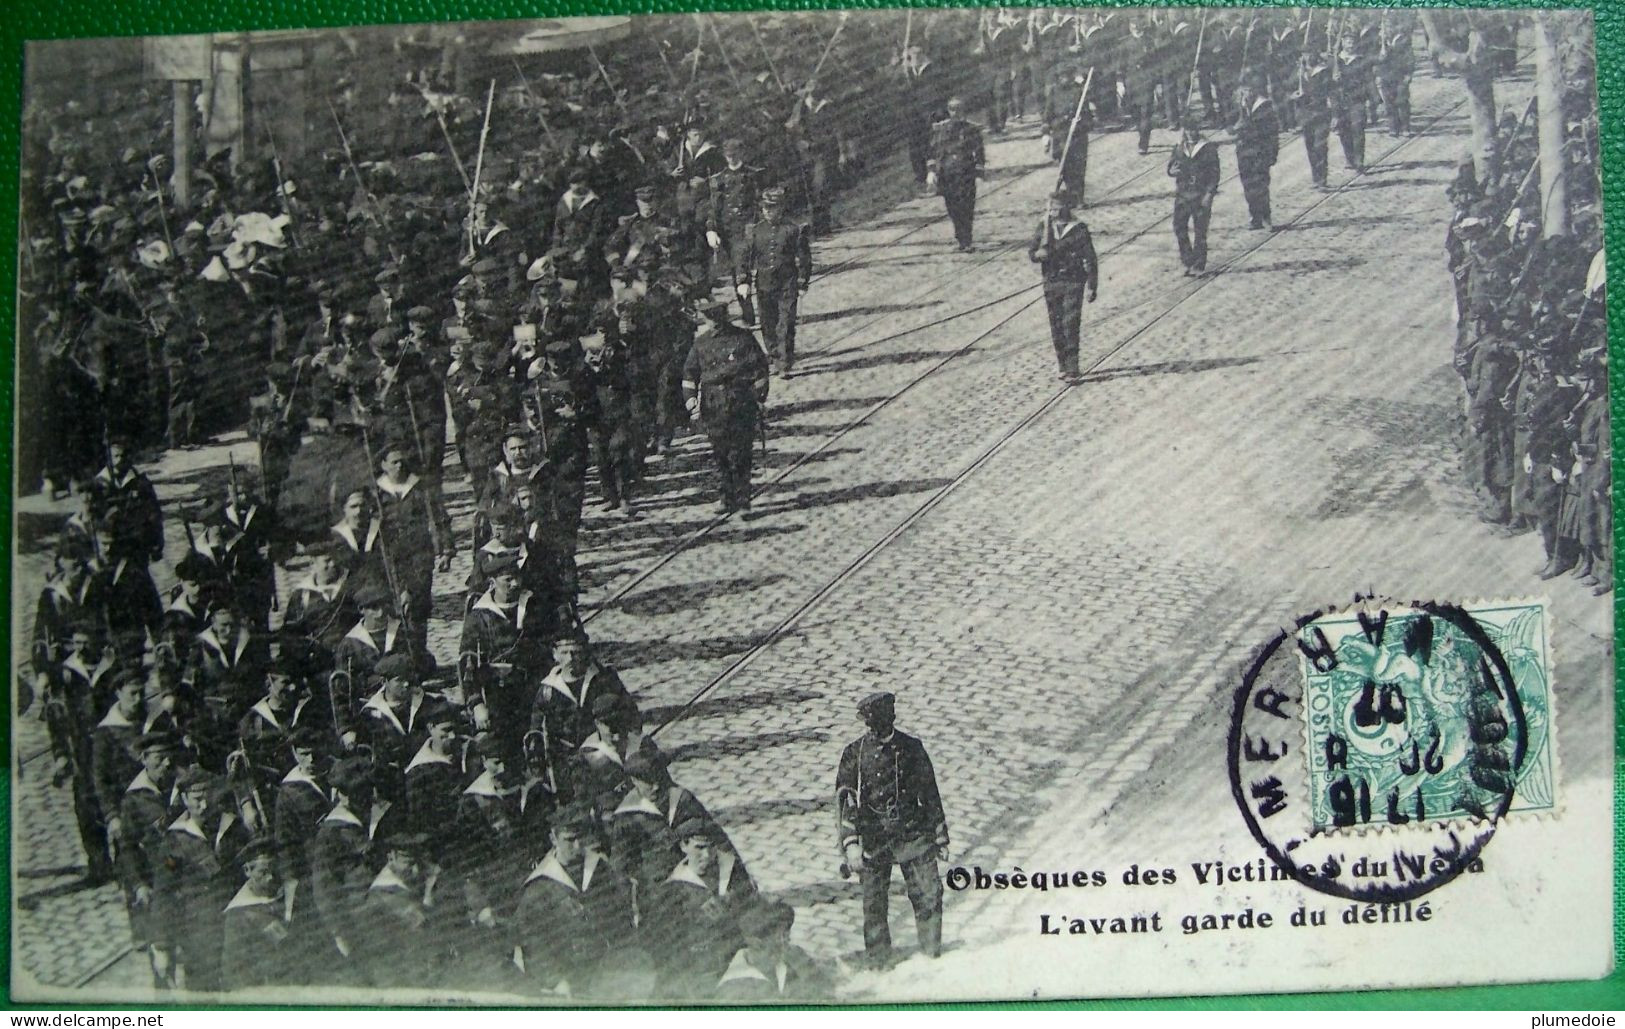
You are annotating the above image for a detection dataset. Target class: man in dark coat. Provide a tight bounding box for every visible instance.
[309,756,399,982]
[94,434,164,564]
[1028,190,1100,385]
[114,730,184,987]
[221,838,307,989]
[681,301,770,514]
[713,898,830,1001]
[1232,72,1281,230]
[645,818,756,999]
[706,138,764,324]
[1166,119,1222,275]
[1295,41,1334,188]
[926,97,986,252]
[512,803,638,998]
[835,691,949,968]
[462,550,553,762]
[739,187,812,379]
[152,767,253,991]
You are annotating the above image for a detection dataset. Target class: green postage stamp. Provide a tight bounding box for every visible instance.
[1297,600,1556,833]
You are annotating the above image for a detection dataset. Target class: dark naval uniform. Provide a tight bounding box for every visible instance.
[1233,87,1281,230]
[1028,208,1100,381]
[1166,133,1221,274]
[835,694,948,965]
[927,108,986,251]
[1295,49,1334,187]
[681,313,770,512]
[740,189,812,377]
[707,158,763,322]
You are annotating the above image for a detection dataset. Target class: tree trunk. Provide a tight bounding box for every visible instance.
[1533,12,1569,236]
[172,80,192,210]
[1462,64,1499,187]
[1418,11,1501,185]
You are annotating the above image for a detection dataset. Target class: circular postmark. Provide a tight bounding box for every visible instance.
[1228,597,1529,903]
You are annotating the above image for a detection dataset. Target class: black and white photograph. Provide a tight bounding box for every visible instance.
[9,6,1614,1005]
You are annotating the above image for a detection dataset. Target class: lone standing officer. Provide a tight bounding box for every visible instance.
[682,300,771,514]
[1232,70,1281,231]
[1028,190,1099,385]
[835,692,948,970]
[1167,118,1221,276]
[926,97,986,253]
[739,186,813,379]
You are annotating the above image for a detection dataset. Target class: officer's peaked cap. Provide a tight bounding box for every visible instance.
[857,691,895,718]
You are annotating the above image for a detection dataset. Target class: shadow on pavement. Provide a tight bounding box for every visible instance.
[606,573,790,617]
[803,302,936,326]
[762,477,954,515]
[640,686,824,730]
[664,726,829,763]
[804,349,952,376]
[1079,354,1264,385]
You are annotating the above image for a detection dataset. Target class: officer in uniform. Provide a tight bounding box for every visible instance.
[835,692,948,969]
[682,300,770,513]
[1232,69,1281,230]
[927,98,986,253]
[739,186,812,379]
[1167,118,1222,275]
[706,139,763,324]
[1028,190,1100,385]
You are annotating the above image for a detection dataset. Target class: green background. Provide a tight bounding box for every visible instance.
[0,0,1620,1011]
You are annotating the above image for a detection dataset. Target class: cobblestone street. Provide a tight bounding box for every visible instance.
[11,53,1613,1002]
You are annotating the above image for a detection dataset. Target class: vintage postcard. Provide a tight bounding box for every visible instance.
[9,5,1613,1005]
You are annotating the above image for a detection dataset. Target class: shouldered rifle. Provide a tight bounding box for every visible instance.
[1055,68,1095,194]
